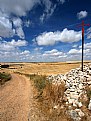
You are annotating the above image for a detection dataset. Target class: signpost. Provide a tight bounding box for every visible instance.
[78,21,90,72]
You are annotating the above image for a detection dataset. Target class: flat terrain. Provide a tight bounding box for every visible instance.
[0,62,91,121]
[0,61,91,75]
[0,74,30,121]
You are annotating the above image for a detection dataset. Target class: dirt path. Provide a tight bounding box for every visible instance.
[0,74,30,121]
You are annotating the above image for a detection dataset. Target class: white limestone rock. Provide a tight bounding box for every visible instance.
[88,70,91,75]
[68,99,75,104]
[70,94,79,100]
[78,110,85,117]
[77,102,83,108]
[73,103,77,107]
[69,110,81,121]
[75,109,84,117]
[79,84,83,89]
[70,89,75,92]
[53,105,59,109]
[87,81,91,85]
[87,77,91,81]
[88,99,91,110]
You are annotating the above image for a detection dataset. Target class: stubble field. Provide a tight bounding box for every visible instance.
[1,61,91,121]
[0,61,90,75]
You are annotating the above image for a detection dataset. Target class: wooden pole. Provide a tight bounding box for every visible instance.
[78,21,90,72]
[82,25,84,72]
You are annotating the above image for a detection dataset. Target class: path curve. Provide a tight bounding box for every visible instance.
[0,74,30,121]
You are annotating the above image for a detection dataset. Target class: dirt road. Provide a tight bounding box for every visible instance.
[0,74,30,121]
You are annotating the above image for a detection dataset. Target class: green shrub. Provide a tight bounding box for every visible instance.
[30,74,47,98]
[87,89,91,99]
[30,74,46,91]
[85,86,91,100]
[0,72,11,85]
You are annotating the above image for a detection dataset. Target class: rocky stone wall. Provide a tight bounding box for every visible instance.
[48,63,91,121]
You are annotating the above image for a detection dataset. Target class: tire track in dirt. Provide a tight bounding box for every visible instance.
[0,74,30,121]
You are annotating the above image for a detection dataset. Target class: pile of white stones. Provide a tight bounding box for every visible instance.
[48,63,91,120]
[64,65,91,107]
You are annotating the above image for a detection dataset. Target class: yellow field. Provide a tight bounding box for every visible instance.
[0,61,91,75]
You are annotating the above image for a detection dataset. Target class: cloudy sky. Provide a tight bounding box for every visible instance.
[0,0,91,62]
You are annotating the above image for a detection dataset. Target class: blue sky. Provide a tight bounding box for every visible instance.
[0,0,91,62]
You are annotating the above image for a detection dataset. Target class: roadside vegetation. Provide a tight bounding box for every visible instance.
[14,71,72,120]
[0,72,11,85]
[86,87,91,99]
[29,74,72,121]
[14,72,72,120]
[30,74,47,98]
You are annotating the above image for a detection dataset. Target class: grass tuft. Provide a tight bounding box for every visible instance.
[29,74,71,120]
[0,72,11,85]
[87,89,91,99]
[30,74,47,98]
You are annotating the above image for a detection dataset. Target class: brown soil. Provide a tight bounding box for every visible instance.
[0,62,86,75]
[0,74,30,121]
[0,62,91,121]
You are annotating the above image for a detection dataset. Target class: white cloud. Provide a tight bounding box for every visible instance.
[0,12,25,38]
[0,0,66,38]
[34,28,81,46]
[0,37,2,40]
[84,49,91,54]
[0,44,91,62]
[20,50,30,55]
[0,12,11,28]
[13,18,25,39]
[0,0,59,38]
[84,42,91,49]
[40,3,56,22]
[57,0,65,4]
[9,39,27,47]
[24,20,32,27]
[42,48,85,62]
[40,0,65,22]
[13,18,22,27]
[42,49,67,62]
[0,11,14,38]
[68,49,81,54]
[72,44,78,48]
[87,27,91,39]
[45,49,58,54]
[0,0,41,38]
[34,47,43,51]
[77,11,88,19]
[0,0,40,16]
[0,39,27,51]
[43,49,64,56]
[15,27,25,39]
[0,0,57,23]
[87,34,91,39]
[0,49,31,62]
[68,42,91,61]
[79,42,91,49]
[0,39,30,62]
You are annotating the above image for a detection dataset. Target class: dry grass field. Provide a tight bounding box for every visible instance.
[0,61,91,75]
[1,61,91,121]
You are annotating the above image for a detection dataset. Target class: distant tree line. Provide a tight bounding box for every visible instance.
[0,64,9,68]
